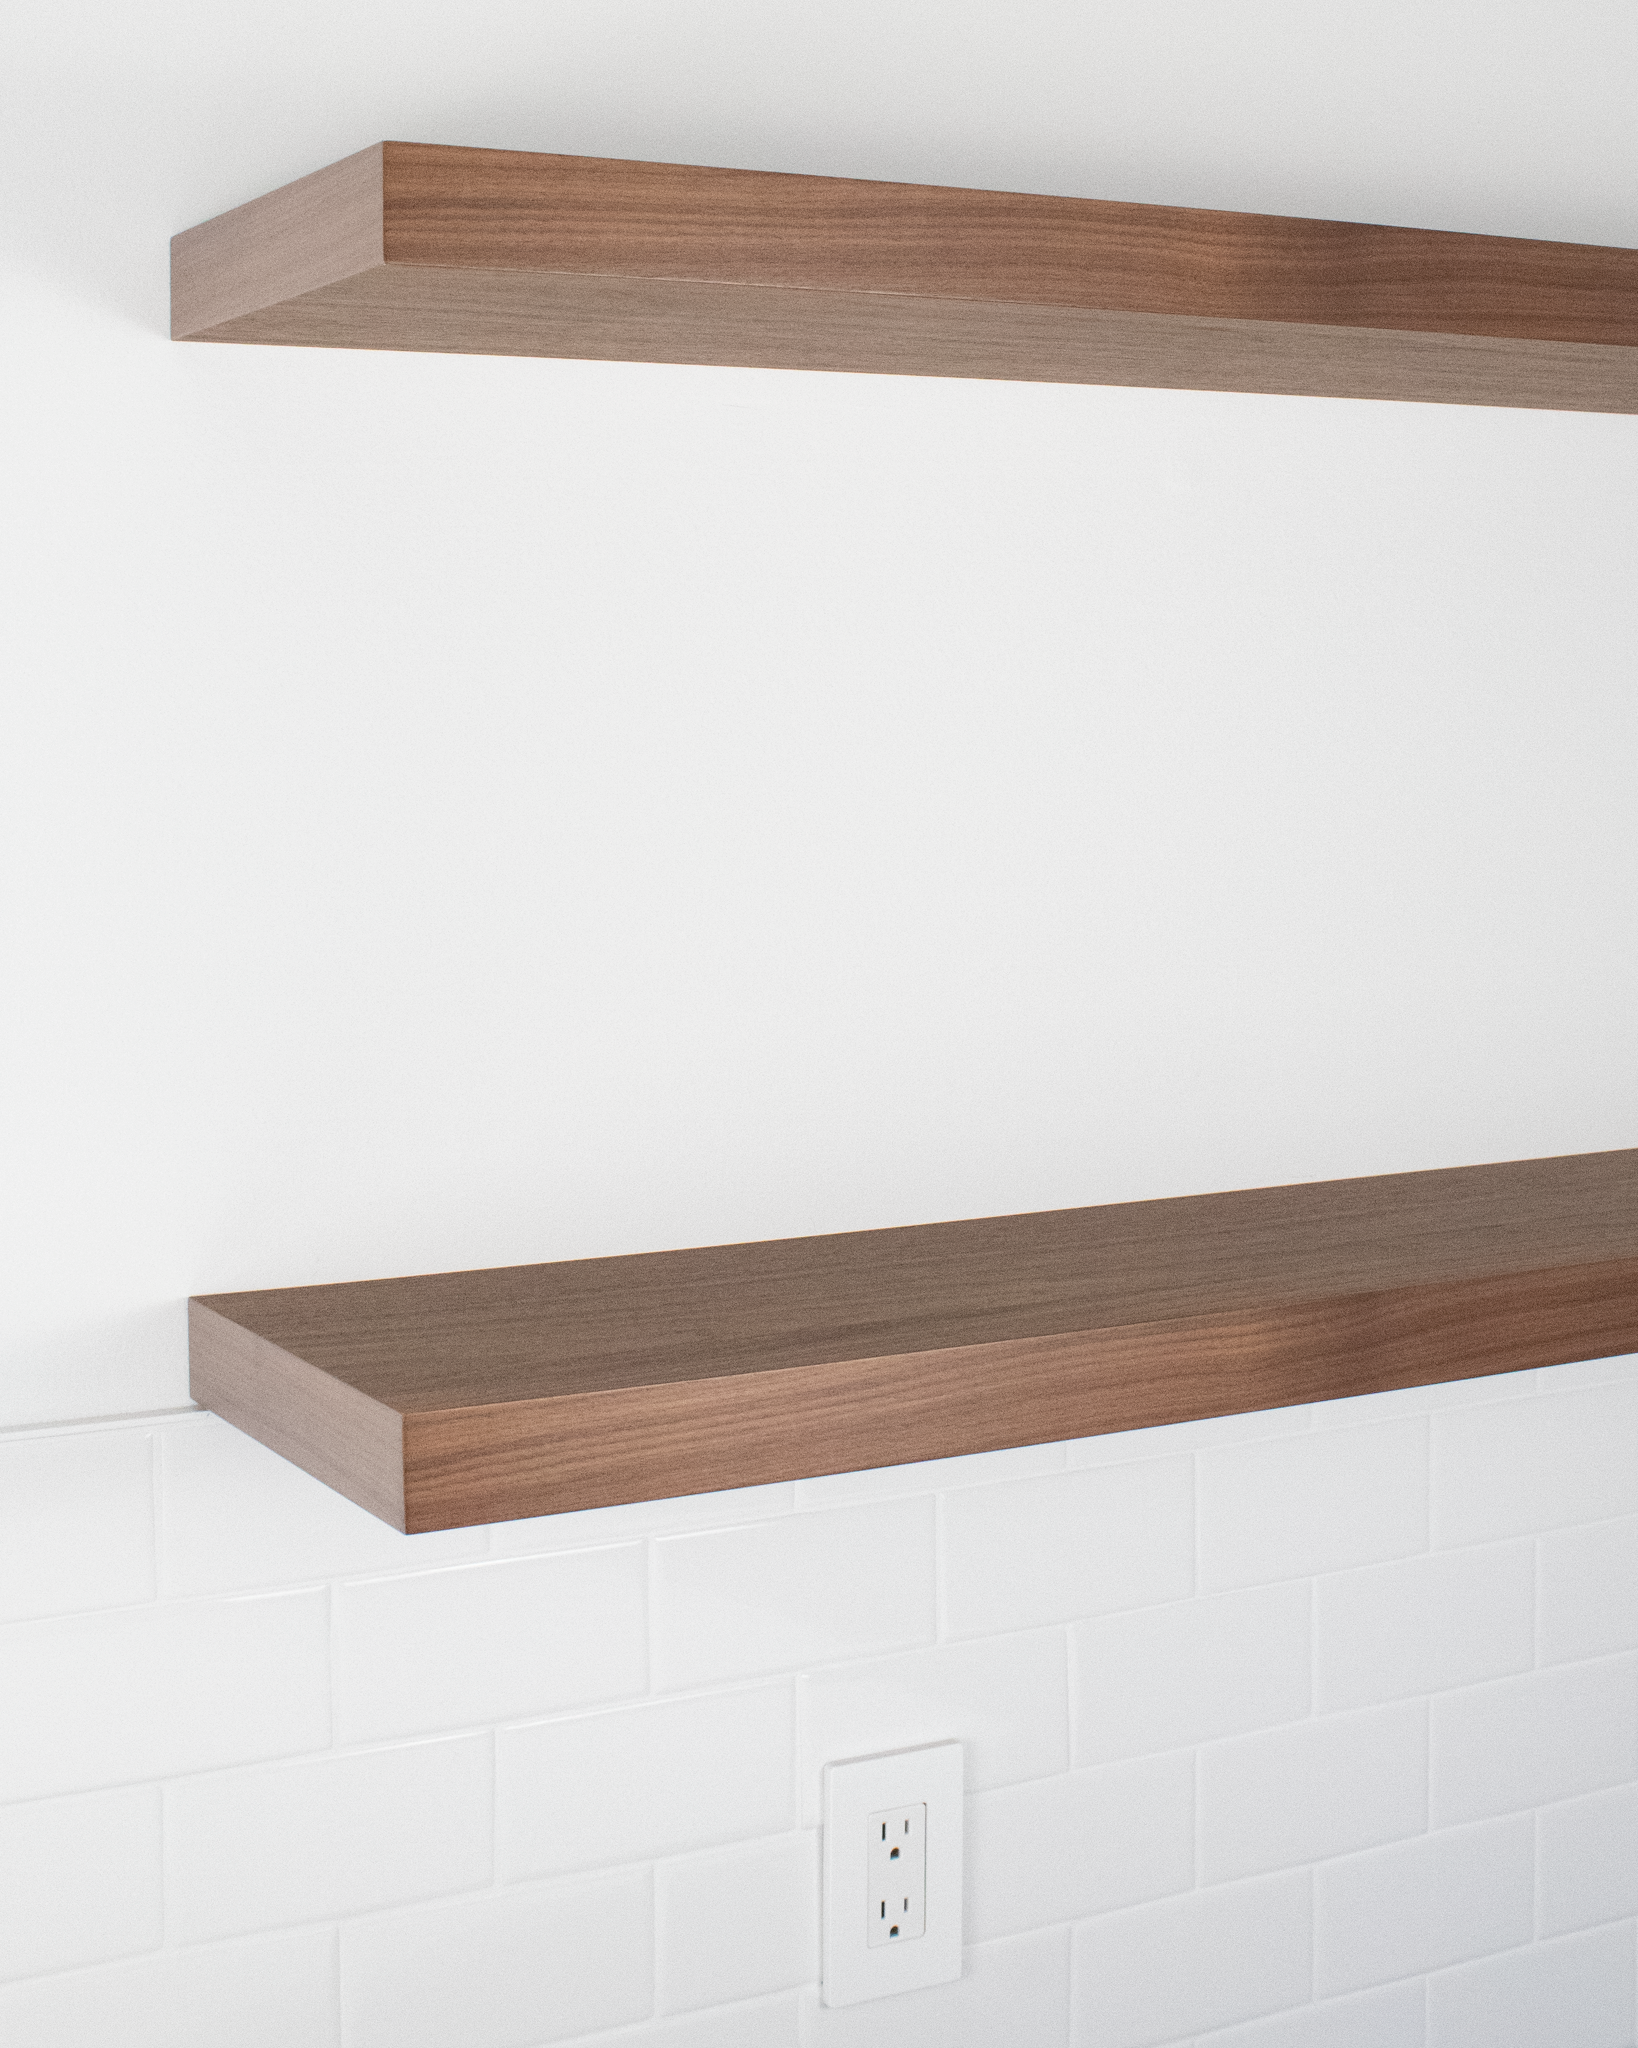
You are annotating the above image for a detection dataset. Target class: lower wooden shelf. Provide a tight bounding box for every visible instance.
[189,1147,1638,1531]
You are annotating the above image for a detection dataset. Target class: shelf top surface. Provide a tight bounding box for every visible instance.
[194,1147,1638,1413]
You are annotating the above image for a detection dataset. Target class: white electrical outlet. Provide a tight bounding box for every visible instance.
[821,1742,962,2007]
[867,1802,926,1946]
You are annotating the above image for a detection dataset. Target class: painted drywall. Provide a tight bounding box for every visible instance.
[3,1360,1638,2047]
[3,0,1638,1429]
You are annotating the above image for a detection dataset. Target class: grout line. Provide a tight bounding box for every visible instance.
[0,1405,206,1444]
[1532,1536,1543,1671]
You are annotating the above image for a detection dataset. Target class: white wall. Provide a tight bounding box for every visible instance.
[5,2,1638,2042]
[4,1361,1638,2047]
[4,0,1638,1429]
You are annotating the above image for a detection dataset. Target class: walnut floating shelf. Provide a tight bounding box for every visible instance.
[190,1148,1638,1532]
[169,143,1638,411]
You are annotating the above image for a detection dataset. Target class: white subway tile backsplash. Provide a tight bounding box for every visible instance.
[0,1590,330,1801]
[335,1546,646,1741]
[0,1927,340,2048]
[1072,1869,1312,2048]
[799,1630,1068,1824]
[802,1926,1071,2047]
[0,1430,155,1623]
[500,1684,793,1880]
[1199,1701,1427,1882]
[1425,1921,1636,2048]
[966,1752,1193,1940]
[11,1364,1638,2048]
[167,1734,492,1940]
[492,1483,795,1557]
[943,1458,1193,1638]
[342,1873,652,2048]
[1314,1543,1534,1712]
[1313,1815,1533,1995]
[1429,1654,1638,1825]
[1194,1979,1426,2047]
[1198,1419,1428,1592]
[1066,1404,1314,1467]
[561,1994,801,2047]
[794,1439,1066,1506]
[0,1786,161,1981]
[158,1418,486,1593]
[1537,1782,1638,1934]
[1537,1516,1638,1666]
[651,1500,936,1690]
[1311,1371,1536,1432]
[1431,1380,1638,1546]
[1073,1582,1310,1764]
[654,1832,817,2014]
[1539,1350,1638,1391]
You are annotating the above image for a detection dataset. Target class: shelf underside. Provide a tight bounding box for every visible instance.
[170,144,1638,412]
[190,1147,1638,1531]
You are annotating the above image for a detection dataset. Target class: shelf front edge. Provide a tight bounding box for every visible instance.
[388,1254,1638,1532]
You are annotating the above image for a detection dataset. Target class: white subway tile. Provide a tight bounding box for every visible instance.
[0,1590,329,1801]
[1066,1405,1313,1468]
[1198,1419,1428,1593]
[943,1459,1193,1639]
[1538,1516,1638,1666]
[1429,1654,1638,1825]
[1540,1351,1638,1391]
[1431,1380,1638,1547]
[1538,1782,1638,1934]
[492,1483,794,1555]
[655,1833,817,2014]
[799,1630,1068,1825]
[1194,1979,1425,2047]
[1313,1814,1532,1995]
[560,1994,800,2047]
[0,1927,339,2048]
[651,1501,936,1691]
[1072,1870,1311,2048]
[335,1546,646,1741]
[0,1786,161,1981]
[0,1429,155,1623]
[1314,1543,1533,1712]
[1073,1582,1310,1765]
[500,1684,793,1880]
[966,1753,1193,1941]
[342,1872,652,2048]
[794,1439,1066,1507]
[1200,1701,1427,1882]
[1312,1372,1536,1431]
[803,1925,1071,2047]
[167,1733,492,1940]
[1426,1921,1636,2048]
[158,1418,485,1593]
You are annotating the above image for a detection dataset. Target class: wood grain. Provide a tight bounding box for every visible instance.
[189,1148,1638,1531]
[169,143,1638,412]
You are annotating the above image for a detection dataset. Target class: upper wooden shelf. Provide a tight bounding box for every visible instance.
[190,1147,1638,1532]
[170,143,1638,412]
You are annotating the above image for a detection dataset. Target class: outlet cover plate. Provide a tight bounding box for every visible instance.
[821,1741,963,2007]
